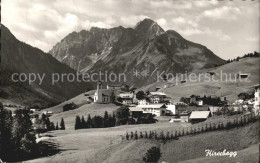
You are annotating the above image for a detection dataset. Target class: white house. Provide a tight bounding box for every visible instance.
[197,100,203,106]
[137,104,168,116]
[119,93,134,104]
[149,92,167,103]
[165,103,176,115]
[254,84,260,115]
[94,81,113,103]
[138,98,150,105]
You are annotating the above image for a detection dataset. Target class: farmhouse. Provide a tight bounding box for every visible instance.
[138,98,151,105]
[94,81,113,103]
[237,73,249,79]
[137,104,168,116]
[119,93,134,104]
[189,111,212,123]
[106,85,121,90]
[165,103,176,115]
[129,107,144,118]
[149,92,167,103]
[42,111,53,117]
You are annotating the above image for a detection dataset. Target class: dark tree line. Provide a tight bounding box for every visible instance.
[125,114,259,143]
[237,92,254,100]
[75,111,116,129]
[34,114,65,133]
[0,103,37,161]
[0,102,66,162]
[75,106,157,130]
[226,51,259,63]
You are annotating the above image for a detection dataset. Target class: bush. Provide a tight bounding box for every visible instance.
[143,146,161,163]
[63,103,77,112]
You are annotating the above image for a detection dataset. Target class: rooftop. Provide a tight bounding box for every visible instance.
[119,93,134,98]
[189,111,211,119]
[129,107,144,112]
[136,104,166,109]
[150,92,167,96]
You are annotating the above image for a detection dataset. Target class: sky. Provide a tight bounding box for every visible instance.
[2,0,259,60]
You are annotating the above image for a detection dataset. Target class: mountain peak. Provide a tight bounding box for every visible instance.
[134,18,165,38]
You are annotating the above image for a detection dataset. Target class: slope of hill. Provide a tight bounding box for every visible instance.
[141,57,259,102]
[91,121,259,163]
[0,25,93,107]
[25,118,259,163]
[49,18,225,87]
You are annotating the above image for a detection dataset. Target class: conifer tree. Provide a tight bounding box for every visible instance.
[182,129,185,136]
[55,122,59,130]
[81,116,86,128]
[103,111,109,127]
[130,131,134,139]
[126,132,129,140]
[170,131,174,139]
[145,131,148,138]
[209,123,212,131]
[159,131,165,141]
[154,131,158,140]
[134,131,138,140]
[140,132,143,138]
[166,131,170,140]
[149,131,152,139]
[86,114,92,128]
[60,117,65,130]
[75,115,81,130]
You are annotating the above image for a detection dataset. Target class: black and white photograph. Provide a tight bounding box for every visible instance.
[0,0,259,162]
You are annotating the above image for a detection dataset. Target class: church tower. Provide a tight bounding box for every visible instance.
[97,81,102,90]
[94,81,103,103]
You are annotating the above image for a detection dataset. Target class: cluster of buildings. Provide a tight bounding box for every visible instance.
[92,81,175,116]
[226,84,259,115]
[90,82,260,123]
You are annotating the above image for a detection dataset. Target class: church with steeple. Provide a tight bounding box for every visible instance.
[93,81,113,103]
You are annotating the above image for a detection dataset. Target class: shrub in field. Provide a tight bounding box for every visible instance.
[143,146,161,163]
[63,102,77,112]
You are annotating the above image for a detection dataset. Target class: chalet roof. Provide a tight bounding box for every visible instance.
[176,106,209,113]
[119,93,134,98]
[189,111,211,119]
[136,104,166,109]
[129,107,143,112]
[150,92,167,96]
